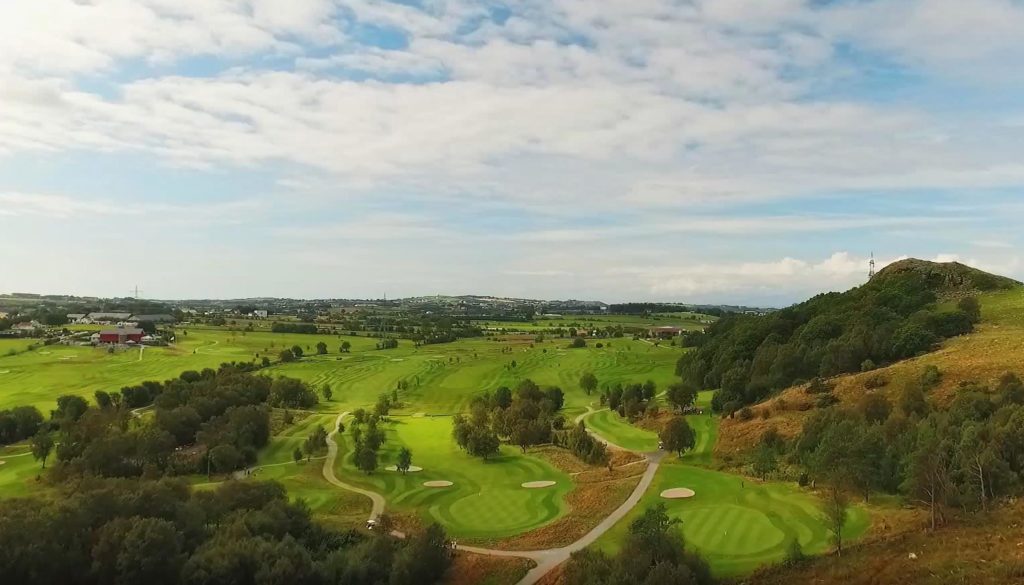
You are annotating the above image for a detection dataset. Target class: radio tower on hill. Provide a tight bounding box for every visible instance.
[868,253,876,280]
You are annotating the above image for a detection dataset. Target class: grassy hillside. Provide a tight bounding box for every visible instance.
[718,285,1024,455]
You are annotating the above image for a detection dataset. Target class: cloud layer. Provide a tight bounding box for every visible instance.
[0,1,1021,303]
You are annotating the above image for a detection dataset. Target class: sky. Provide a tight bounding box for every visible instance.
[1,0,1022,306]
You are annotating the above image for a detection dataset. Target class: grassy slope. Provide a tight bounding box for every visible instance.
[717,286,1024,455]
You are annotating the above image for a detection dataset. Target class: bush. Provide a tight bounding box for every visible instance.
[860,359,877,372]
[569,337,586,349]
[864,372,889,390]
[784,539,807,566]
[738,407,754,421]
[806,377,834,394]
[920,365,942,389]
[816,393,840,408]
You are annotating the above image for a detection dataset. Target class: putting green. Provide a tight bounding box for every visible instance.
[597,462,871,576]
[335,416,572,539]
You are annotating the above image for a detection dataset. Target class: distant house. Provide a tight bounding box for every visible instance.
[129,314,176,324]
[0,312,9,319]
[86,312,132,324]
[13,321,41,332]
[98,328,144,344]
[67,313,86,322]
[649,325,683,339]
[252,310,269,319]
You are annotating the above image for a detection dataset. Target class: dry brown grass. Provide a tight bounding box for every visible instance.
[717,307,1024,455]
[442,552,534,585]
[741,499,1024,585]
[465,446,646,550]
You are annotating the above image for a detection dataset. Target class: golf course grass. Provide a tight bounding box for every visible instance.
[595,462,871,576]
[0,329,683,415]
[0,444,39,499]
[334,416,573,540]
[585,409,660,451]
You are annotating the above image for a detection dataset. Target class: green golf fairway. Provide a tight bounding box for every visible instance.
[0,445,39,499]
[585,409,660,451]
[335,416,572,539]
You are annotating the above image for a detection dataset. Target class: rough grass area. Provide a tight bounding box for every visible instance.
[745,499,1024,585]
[442,553,534,585]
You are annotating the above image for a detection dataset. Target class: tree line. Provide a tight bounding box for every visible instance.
[755,367,1024,536]
[0,477,452,585]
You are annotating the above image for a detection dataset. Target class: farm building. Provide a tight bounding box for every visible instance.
[252,309,269,319]
[98,328,144,344]
[649,325,683,339]
[129,314,176,323]
[67,313,86,322]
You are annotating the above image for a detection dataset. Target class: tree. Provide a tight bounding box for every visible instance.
[897,380,929,417]
[92,516,184,585]
[397,447,413,474]
[322,384,333,401]
[822,483,849,556]
[902,417,952,530]
[751,442,777,480]
[666,382,698,412]
[94,390,113,410]
[858,392,892,424]
[278,349,295,363]
[316,341,328,355]
[303,425,328,460]
[30,430,53,469]
[579,372,598,395]
[291,345,304,358]
[340,341,351,353]
[958,296,982,323]
[53,395,89,424]
[569,336,586,348]
[293,447,303,464]
[374,394,391,419]
[659,417,696,456]
[355,444,378,474]
[209,444,244,473]
[494,386,513,409]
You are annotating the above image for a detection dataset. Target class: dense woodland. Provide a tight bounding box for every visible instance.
[0,479,451,585]
[677,264,996,413]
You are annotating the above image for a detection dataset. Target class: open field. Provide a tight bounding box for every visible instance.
[334,416,573,540]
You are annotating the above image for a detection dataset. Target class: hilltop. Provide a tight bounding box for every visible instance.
[873,258,1020,300]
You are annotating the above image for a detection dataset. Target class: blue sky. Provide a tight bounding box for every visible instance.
[1,0,1022,305]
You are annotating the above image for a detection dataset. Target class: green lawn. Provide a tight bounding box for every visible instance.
[595,463,870,576]
[335,416,573,540]
[585,409,660,452]
[0,444,39,498]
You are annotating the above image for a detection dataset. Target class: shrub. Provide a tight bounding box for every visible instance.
[738,407,754,421]
[806,377,834,394]
[816,393,840,408]
[864,372,889,390]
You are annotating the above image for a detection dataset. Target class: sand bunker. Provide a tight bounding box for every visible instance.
[522,481,557,489]
[660,488,696,499]
[390,358,405,362]
[423,480,453,488]
[385,465,423,473]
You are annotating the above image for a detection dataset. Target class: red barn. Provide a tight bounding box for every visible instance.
[98,328,144,344]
